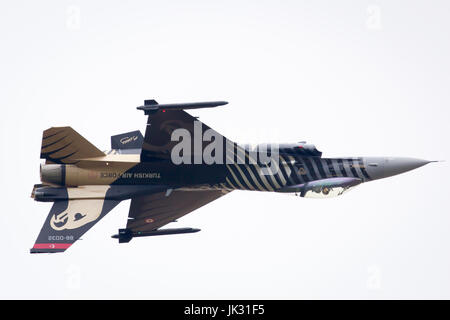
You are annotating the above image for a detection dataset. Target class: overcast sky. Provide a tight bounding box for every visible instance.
[1,0,449,299]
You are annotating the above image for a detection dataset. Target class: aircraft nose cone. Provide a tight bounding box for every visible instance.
[384,157,431,177]
[364,157,431,180]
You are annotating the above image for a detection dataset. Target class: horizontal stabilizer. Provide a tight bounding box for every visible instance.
[41,127,105,164]
[31,197,120,253]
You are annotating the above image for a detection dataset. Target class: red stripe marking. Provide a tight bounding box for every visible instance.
[33,243,72,249]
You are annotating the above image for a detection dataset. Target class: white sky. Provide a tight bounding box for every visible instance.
[0,0,449,299]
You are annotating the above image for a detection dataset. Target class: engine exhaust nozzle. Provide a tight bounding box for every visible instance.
[40,164,65,186]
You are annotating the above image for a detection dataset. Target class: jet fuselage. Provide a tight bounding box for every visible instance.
[39,153,430,194]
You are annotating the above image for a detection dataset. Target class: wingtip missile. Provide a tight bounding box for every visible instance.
[137,100,228,114]
[112,227,201,243]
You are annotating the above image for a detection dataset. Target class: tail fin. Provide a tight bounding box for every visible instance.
[41,127,105,164]
[110,130,144,150]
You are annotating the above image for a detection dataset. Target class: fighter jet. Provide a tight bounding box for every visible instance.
[30,99,433,253]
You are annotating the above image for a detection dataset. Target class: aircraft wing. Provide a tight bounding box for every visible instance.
[138,99,233,162]
[122,189,231,240]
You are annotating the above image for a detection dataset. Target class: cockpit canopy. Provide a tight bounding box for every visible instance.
[277,142,322,157]
[240,142,322,158]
